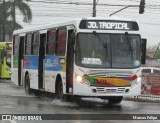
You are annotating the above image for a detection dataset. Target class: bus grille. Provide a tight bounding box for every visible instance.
[96,87,126,93]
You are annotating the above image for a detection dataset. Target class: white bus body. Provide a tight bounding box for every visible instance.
[11,17,146,103]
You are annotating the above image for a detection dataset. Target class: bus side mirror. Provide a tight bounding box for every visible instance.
[141,38,147,64]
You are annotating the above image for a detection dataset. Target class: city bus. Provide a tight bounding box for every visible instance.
[11,17,146,104]
[0,42,12,79]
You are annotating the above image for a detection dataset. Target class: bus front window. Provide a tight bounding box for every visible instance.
[111,34,141,68]
[76,33,111,68]
[75,33,141,69]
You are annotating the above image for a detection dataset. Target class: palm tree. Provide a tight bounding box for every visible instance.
[0,1,22,41]
[7,0,32,30]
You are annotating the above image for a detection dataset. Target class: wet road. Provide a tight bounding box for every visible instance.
[0,80,160,123]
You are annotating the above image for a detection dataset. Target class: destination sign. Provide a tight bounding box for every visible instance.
[79,20,139,31]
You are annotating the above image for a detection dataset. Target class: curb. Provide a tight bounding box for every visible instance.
[124,97,160,103]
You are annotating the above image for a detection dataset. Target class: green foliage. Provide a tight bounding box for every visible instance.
[147,44,158,52]
[155,50,160,59]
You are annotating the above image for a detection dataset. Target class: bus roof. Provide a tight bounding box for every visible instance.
[13,17,138,35]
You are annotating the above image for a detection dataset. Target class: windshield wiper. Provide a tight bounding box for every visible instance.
[125,32,133,60]
[93,31,107,49]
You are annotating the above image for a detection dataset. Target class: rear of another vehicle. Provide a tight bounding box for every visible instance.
[0,42,12,79]
[141,66,160,95]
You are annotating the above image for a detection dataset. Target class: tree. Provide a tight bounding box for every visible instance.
[147,44,160,59]
[6,0,32,30]
[0,0,32,41]
[0,2,22,41]
[154,43,160,59]
[147,44,158,52]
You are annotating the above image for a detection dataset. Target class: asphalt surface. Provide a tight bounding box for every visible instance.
[0,80,160,123]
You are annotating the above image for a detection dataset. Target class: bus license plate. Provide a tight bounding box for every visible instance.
[106,89,117,93]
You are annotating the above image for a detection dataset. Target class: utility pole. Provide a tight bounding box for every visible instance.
[93,0,96,17]
[110,0,145,17]
[2,0,6,41]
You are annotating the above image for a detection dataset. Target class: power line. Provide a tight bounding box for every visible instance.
[29,1,135,6]
[30,7,159,15]
[27,1,160,13]
[29,0,160,7]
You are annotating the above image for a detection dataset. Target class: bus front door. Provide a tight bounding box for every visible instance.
[38,33,46,90]
[18,36,25,86]
[66,29,74,94]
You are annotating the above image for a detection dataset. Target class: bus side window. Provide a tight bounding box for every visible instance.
[56,27,67,56]
[32,32,39,55]
[25,33,32,55]
[46,29,56,55]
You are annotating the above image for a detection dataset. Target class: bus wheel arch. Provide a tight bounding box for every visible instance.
[55,74,63,100]
[24,72,31,95]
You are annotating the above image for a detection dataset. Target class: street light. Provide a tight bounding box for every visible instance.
[110,0,145,17]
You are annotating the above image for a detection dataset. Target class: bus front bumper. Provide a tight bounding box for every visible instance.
[73,81,141,97]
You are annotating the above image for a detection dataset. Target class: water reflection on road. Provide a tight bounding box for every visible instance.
[0,80,160,123]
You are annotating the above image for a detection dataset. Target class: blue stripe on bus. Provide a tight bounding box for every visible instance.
[24,56,39,69]
[45,56,63,71]
[23,56,63,71]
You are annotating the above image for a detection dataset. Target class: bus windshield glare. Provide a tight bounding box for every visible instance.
[75,33,141,69]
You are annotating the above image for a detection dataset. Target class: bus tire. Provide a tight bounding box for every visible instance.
[25,74,31,95]
[108,96,123,104]
[56,78,63,100]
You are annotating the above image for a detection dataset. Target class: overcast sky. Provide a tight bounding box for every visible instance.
[16,0,160,46]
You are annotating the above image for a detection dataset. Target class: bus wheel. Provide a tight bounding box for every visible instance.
[108,96,123,104]
[56,80,63,100]
[25,74,31,95]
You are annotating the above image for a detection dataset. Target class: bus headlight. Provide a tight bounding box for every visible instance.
[132,76,141,86]
[136,77,141,83]
[75,74,89,86]
[76,75,83,82]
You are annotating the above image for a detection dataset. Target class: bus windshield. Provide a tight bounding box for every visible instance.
[75,33,141,69]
